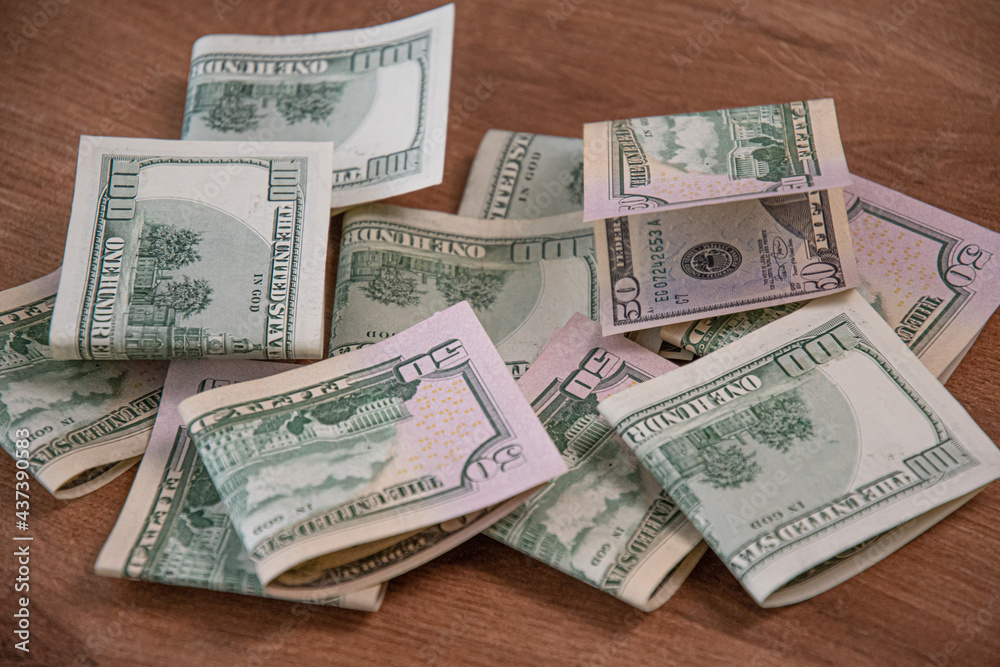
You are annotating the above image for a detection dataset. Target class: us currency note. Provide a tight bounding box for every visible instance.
[594,188,859,334]
[486,314,707,610]
[0,271,166,499]
[660,177,1000,381]
[459,134,703,365]
[583,99,851,220]
[660,303,805,358]
[599,290,1000,606]
[95,359,386,612]
[458,130,584,219]
[177,302,567,598]
[182,5,454,208]
[626,328,695,361]
[328,204,597,378]
[49,136,333,361]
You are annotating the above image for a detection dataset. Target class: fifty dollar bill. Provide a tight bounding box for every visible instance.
[593,188,860,334]
[599,290,1000,606]
[50,136,333,361]
[182,5,454,208]
[660,177,1000,381]
[583,99,851,220]
[95,359,386,612]
[329,204,598,377]
[486,314,706,610]
[177,302,568,598]
[0,270,166,499]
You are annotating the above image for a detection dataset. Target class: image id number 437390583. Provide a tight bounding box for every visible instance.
[12,427,32,654]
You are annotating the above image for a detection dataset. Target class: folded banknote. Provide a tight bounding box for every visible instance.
[182,4,454,208]
[50,136,333,361]
[95,359,386,612]
[600,290,1000,606]
[1,270,166,498]
[583,99,851,219]
[458,129,585,220]
[177,302,568,599]
[328,204,597,378]
[593,188,860,334]
[487,314,706,610]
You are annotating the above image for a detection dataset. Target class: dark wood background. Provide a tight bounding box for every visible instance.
[1,0,999,664]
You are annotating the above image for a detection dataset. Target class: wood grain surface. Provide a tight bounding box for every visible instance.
[1,0,999,664]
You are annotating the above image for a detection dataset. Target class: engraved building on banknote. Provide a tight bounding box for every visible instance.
[349,249,460,282]
[643,409,763,482]
[0,335,44,370]
[722,104,808,183]
[336,249,504,309]
[560,413,610,465]
[725,105,786,177]
[124,256,260,359]
[143,426,260,594]
[188,81,302,110]
[198,397,411,492]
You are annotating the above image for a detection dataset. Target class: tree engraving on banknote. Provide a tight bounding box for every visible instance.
[584,100,851,219]
[328,205,598,377]
[600,292,1000,605]
[50,137,333,361]
[182,5,454,207]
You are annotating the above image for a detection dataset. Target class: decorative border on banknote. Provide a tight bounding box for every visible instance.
[33,388,161,476]
[845,196,974,357]
[270,520,472,592]
[478,132,531,218]
[622,313,979,579]
[183,30,435,192]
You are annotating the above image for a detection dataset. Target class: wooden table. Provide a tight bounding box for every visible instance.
[2,0,999,664]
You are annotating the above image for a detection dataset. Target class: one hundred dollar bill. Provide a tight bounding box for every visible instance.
[583,99,851,220]
[486,314,707,610]
[95,359,386,612]
[599,290,1000,606]
[49,136,333,361]
[182,5,454,208]
[458,130,584,219]
[594,189,860,334]
[328,204,597,378]
[176,302,568,597]
[0,271,166,498]
[660,177,1000,381]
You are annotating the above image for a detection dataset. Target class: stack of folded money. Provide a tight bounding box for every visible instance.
[4,3,1000,615]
